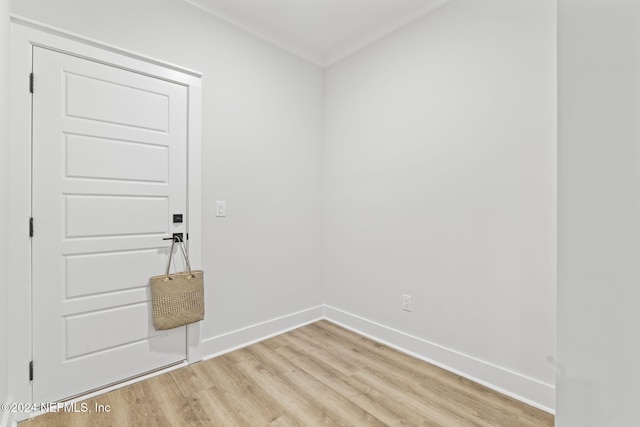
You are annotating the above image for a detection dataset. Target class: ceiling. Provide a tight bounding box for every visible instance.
[183,0,450,66]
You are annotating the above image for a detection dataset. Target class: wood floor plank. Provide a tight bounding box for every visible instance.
[273,341,412,425]
[200,354,289,424]
[20,321,554,427]
[187,382,248,426]
[293,324,472,425]
[247,343,387,426]
[308,322,521,426]
[141,373,202,426]
[225,345,342,426]
[169,363,215,399]
[277,329,426,425]
[311,321,528,423]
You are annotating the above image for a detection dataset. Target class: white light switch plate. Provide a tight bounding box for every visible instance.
[216,201,226,217]
[402,294,412,312]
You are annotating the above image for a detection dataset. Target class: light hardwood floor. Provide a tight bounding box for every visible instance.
[20,320,554,426]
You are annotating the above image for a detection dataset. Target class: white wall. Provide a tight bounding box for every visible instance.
[11,0,324,339]
[0,0,10,410]
[557,1,640,425]
[324,0,556,409]
[10,0,558,414]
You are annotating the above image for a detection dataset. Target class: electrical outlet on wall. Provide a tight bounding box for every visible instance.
[402,294,412,312]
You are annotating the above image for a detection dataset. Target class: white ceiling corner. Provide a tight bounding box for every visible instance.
[324,0,451,65]
[182,0,451,67]
[183,0,326,64]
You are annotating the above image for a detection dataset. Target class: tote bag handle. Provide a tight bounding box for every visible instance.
[165,236,193,277]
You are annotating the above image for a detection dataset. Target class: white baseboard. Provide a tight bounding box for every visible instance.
[199,305,325,360]
[1,397,15,427]
[197,304,554,413]
[10,306,324,425]
[8,303,553,420]
[324,305,555,414]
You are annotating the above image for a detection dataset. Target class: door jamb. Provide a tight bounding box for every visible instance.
[9,16,203,417]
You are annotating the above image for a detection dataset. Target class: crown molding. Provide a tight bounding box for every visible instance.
[323,0,451,66]
[183,0,325,66]
[182,0,451,68]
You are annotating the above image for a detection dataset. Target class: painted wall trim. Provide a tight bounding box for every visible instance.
[199,306,325,360]
[195,304,554,413]
[5,301,553,417]
[181,0,451,67]
[183,0,324,66]
[324,0,451,66]
[324,305,555,414]
[10,15,203,78]
[8,19,203,419]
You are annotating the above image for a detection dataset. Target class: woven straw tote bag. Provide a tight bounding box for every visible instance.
[150,237,204,330]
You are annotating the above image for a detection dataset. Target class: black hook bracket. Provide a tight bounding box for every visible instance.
[162,233,184,242]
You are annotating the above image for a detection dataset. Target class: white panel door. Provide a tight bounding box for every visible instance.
[32,46,189,403]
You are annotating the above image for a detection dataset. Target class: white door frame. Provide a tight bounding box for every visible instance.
[8,16,204,415]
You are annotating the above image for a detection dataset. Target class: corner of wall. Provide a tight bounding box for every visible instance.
[321,0,556,415]
[319,63,328,309]
[1,0,12,413]
[557,0,640,424]
[324,306,555,413]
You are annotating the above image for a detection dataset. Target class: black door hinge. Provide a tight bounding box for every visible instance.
[29,361,33,381]
[29,73,34,94]
[29,217,34,238]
